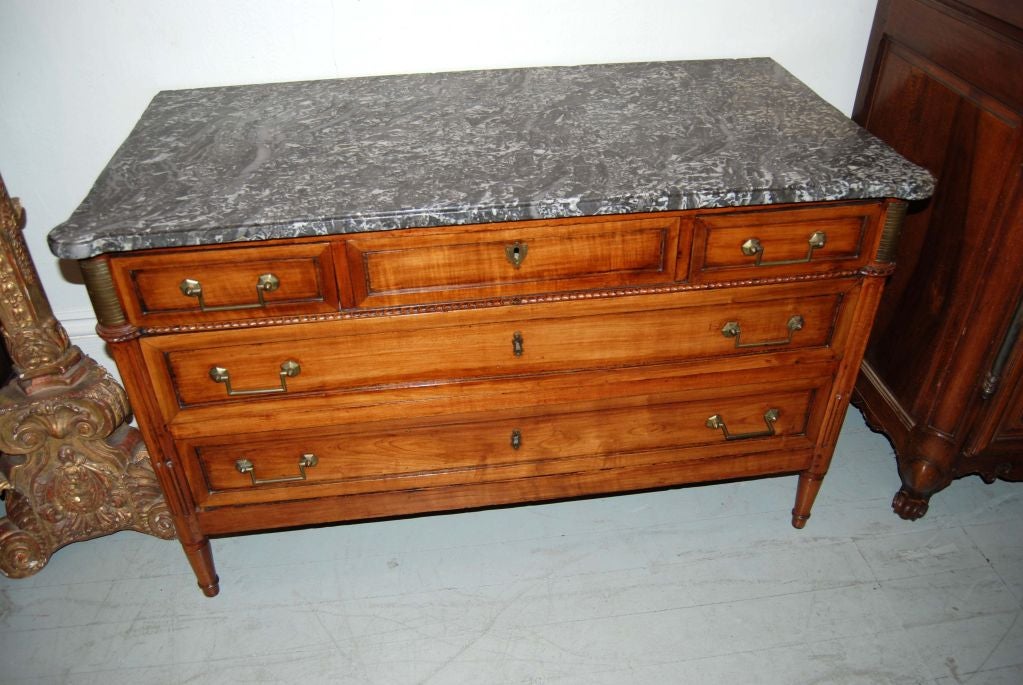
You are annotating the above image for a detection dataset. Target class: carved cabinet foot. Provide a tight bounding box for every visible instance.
[891,446,951,521]
[892,488,930,520]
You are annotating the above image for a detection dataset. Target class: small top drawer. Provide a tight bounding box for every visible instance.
[341,215,682,308]
[688,202,882,282]
[110,243,341,327]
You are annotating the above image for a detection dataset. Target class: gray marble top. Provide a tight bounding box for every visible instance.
[48,58,934,260]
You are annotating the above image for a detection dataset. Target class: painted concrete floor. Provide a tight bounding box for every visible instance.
[1,408,1021,684]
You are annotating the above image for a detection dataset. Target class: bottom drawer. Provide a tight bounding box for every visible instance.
[181,374,831,508]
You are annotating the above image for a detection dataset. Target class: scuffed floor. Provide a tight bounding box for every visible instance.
[1,408,1021,684]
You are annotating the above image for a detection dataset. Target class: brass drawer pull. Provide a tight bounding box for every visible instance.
[721,315,804,348]
[706,408,780,441]
[235,453,319,485]
[741,231,826,266]
[512,331,524,356]
[505,241,528,269]
[510,429,522,450]
[179,272,280,312]
[209,359,300,396]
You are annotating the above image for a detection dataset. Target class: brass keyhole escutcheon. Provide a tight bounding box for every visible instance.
[512,331,524,356]
[505,242,528,269]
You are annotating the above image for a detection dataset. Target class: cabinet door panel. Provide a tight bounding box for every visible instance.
[860,38,1022,433]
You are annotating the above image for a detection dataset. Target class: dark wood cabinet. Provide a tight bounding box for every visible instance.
[853,0,1023,518]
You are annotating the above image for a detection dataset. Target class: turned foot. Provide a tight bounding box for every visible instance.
[183,537,220,597]
[892,488,929,520]
[791,472,824,528]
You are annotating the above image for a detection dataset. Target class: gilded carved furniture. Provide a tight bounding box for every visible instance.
[852,0,1023,518]
[0,174,174,579]
[47,59,933,596]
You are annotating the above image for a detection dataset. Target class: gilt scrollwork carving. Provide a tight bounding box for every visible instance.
[0,173,174,579]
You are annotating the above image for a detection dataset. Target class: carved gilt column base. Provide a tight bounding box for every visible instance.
[0,353,175,579]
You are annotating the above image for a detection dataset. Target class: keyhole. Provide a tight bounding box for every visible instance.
[505,242,528,269]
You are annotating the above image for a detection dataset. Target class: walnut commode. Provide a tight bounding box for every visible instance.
[48,60,933,596]
[78,200,902,596]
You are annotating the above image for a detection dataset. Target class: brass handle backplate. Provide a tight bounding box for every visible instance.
[235,453,319,485]
[706,408,780,441]
[510,429,522,450]
[741,231,826,267]
[209,359,301,396]
[505,242,528,269]
[721,315,804,348]
[180,272,280,312]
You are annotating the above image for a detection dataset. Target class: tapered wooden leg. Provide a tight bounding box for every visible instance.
[791,472,824,529]
[182,537,220,597]
[104,333,222,596]
[145,441,220,596]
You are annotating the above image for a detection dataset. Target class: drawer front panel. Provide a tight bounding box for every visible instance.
[159,286,847,409]
[184,375,827,507]
[689,203,881,281]
[343,216,682,307]
[111,243,340,326]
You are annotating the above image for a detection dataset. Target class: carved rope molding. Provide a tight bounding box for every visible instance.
[0,174,174,579]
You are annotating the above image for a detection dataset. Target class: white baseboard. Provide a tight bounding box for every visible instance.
[54,308,118,372]
[59,308,99,341]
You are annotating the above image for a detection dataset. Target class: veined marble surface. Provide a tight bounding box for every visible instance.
[48,58,934,260]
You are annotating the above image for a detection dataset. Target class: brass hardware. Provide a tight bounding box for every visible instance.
[721,315,804,348]
[235,453,319,485]
[510,429,522,450]
[982,295,1023,399]
[180,272,281,312]
[740,237,763,257]
[706,408,780,440]
[80,258,128,328]
[209,359,301,396]
[505,242,528,269]
[741,231,827,266]
[512,331,524,356]
[877,200,908,263]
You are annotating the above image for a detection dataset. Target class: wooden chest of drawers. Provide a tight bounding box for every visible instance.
[49,60,932,595]
[86,200,903,594]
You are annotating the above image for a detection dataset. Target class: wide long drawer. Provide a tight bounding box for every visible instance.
[145,279,855,417]
[179,372,831,508]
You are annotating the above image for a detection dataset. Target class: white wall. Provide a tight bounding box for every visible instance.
[0,0,877,371]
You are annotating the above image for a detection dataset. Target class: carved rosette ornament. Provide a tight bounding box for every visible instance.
[0,174,173,579]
